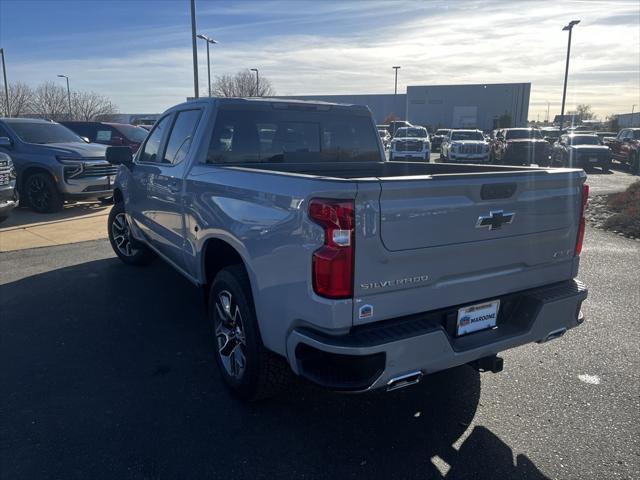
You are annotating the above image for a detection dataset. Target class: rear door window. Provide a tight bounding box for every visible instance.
[162,109,202,165]
[139,115,172,164]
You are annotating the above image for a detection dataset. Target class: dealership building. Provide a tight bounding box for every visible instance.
[281,82,531,131]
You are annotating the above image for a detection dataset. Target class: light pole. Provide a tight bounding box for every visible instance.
[250,68,259,96]
[0,48,9,117]
[197,34,218,97]
[190,0,199,98]
[632,104,637,127]
[546,101,550,123]
[392,66,401,95]
[57,74,72,119]
[558,19,580,133]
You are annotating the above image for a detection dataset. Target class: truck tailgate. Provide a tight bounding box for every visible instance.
[353,169,586,325]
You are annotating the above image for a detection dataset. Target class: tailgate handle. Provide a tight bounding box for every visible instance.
[481,183,517,200]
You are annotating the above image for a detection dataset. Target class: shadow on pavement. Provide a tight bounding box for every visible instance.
[0,201,109,230]
[0,258,549,480]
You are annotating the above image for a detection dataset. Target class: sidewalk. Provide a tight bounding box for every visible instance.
[0,203,110,252]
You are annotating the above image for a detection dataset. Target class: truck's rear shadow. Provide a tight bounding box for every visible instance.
[1,257,548,480]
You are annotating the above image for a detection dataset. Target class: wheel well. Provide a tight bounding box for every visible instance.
[18,166,54,192]
[113,188,123,204]
[203,238,247,286]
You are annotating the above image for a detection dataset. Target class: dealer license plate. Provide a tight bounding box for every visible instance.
[456,300,500,336]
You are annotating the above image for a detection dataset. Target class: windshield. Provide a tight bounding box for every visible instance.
[450,131,484,141]
[505,129,543,140]
[567,136,600,145]
[113,124,149,143]
[6,121,84,144]
[395,128,427,138]
[207,107,380,164]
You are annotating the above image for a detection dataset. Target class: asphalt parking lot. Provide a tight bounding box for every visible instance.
[1,167,639,479]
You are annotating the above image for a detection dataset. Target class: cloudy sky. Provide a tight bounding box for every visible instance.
[1,0,638,119]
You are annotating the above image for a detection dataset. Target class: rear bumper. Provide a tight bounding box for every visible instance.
[286,279,587,392]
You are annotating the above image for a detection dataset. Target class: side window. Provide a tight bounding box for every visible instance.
[95,128,113,143]
[139,115,171,163]
[162,110,202,164]
[0,124,12,138]
[618,130,628,139]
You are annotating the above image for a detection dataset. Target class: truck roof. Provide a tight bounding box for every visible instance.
[176,97,371,112]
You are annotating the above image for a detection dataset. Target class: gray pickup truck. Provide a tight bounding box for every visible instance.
[106,98,588,401]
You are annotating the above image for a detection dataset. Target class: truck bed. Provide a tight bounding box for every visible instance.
[222,161,569,180]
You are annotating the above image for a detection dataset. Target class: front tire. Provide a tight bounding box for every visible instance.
[23,172,63,213]
[209,265,290,401]
[108,202,156,265]
[631,154,640,176]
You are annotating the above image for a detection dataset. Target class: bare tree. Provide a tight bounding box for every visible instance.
[71,91,118,121]
[576,104,595,121]
[211,70,275,97]
[31,82,69,120]
[0,82,35,117]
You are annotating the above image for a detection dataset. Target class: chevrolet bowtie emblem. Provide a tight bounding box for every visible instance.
[476,210,515,230]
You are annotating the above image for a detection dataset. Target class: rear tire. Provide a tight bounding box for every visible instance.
[209,265,291,401]
[23,172,63,213]
[108,202,156,266]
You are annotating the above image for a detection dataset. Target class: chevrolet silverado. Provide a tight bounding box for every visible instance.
[106,98,588,401]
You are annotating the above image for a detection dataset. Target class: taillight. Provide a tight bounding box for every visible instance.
[309,198,354,299]
[575,184,589,255]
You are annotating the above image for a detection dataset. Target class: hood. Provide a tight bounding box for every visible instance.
[393,136,428,141]
[569,145,610,152]
[506,138,547,144]
[31,142,108,159]
[451,140,487,145]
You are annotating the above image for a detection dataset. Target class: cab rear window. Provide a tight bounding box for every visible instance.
[207,107,380,164]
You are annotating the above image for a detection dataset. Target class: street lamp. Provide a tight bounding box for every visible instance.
[0,48,9,117]
[392,66,401,95]
[197,34,218,97]
[250,68,259,96]
[558,19,580,133]
[190,0,199,99]
[57,74,72,119]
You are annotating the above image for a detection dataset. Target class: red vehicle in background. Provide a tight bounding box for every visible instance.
[61,121,149,152]
[605,128,640,175]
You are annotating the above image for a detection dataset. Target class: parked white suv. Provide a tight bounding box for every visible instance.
[441,129,490,163]
[389,127,430,161]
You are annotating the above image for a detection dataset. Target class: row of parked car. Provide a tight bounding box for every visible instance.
[376,121,640,175]
[0,118,150,222]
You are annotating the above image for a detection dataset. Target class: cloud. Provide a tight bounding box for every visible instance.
[4,0,639,118]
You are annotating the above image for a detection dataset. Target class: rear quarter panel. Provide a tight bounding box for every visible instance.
[183,165,358,356]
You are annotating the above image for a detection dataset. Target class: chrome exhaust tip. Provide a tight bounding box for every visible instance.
[386,371,423,392]
[541,327,567,343]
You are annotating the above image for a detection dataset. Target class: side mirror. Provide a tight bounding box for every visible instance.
[106,146,133,167]
[0,136,12,148]
[623,137,632,143]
